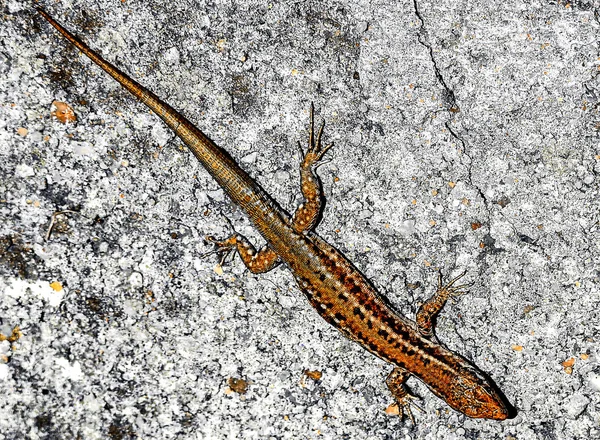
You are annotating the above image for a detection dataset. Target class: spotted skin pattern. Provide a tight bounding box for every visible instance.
[39,8,511,422]
[205,104,329,273]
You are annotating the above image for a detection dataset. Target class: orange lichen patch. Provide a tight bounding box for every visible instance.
[562,357,575,375]
[145,290,156,304]
[227,377,248,394]
[431,189,438,196]
[471,222,482,230]
[448,181,456,188]
[49,281,63,292]
[429,220,436,226]
[51,101,77,123]
[17,127,28,137]
[0,326,22,343]
[216,39,227,52]
[581,353,589,361]
[303,370,323,381]
[511,345,523,352]
[385,403,400,416]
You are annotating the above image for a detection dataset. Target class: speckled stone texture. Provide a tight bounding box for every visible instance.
[1,1,599,439]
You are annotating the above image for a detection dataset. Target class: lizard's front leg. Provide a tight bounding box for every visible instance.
[205,234,280,274]
[416,271,470,339]
[292,103,333,233]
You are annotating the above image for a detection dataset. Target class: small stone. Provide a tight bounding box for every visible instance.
[15,164,34,178]
[588,371,600,391]
[356,21,368,33]
[564,394,589,419]
[129,271,143,288]
[583,174,595,185]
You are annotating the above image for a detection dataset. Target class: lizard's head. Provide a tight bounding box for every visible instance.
[444,364,512,420]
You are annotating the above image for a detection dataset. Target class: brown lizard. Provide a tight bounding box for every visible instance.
[38,8,511,422]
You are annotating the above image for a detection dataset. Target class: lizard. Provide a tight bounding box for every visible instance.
[37,8,511,422]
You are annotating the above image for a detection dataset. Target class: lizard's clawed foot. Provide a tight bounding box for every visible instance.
[202,235,238,266]
[297,102,333,169]
[437,270,472,302]
[391,392,423,424]
[386,367,423,424]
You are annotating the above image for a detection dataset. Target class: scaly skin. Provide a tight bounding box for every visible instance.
[38,8,510,421]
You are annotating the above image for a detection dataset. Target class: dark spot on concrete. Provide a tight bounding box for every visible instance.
[108,418,136,440]
[35,413,52,430]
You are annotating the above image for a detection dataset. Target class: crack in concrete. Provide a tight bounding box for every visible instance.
[411,0,499,278]
[412,0,491,219]
[412,0,457,111]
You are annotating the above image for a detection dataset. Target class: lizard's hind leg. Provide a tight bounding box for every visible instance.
[292,103,334,233]
[386,367,423,424]
[204,234,280,274]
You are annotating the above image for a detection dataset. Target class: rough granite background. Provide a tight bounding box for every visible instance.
[1,0,599,439]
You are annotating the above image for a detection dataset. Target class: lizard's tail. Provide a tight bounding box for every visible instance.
[37,8,186,132]
[37,8,288,235]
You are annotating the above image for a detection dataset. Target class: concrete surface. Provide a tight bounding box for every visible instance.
[1,1,599,439]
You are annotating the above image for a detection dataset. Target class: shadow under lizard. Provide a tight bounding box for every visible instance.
[38,8,513,422]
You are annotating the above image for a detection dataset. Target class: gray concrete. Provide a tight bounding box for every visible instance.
[1,1,599,439]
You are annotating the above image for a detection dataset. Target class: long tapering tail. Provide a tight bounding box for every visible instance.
[38,8,293,246]
[37,8,187,131]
